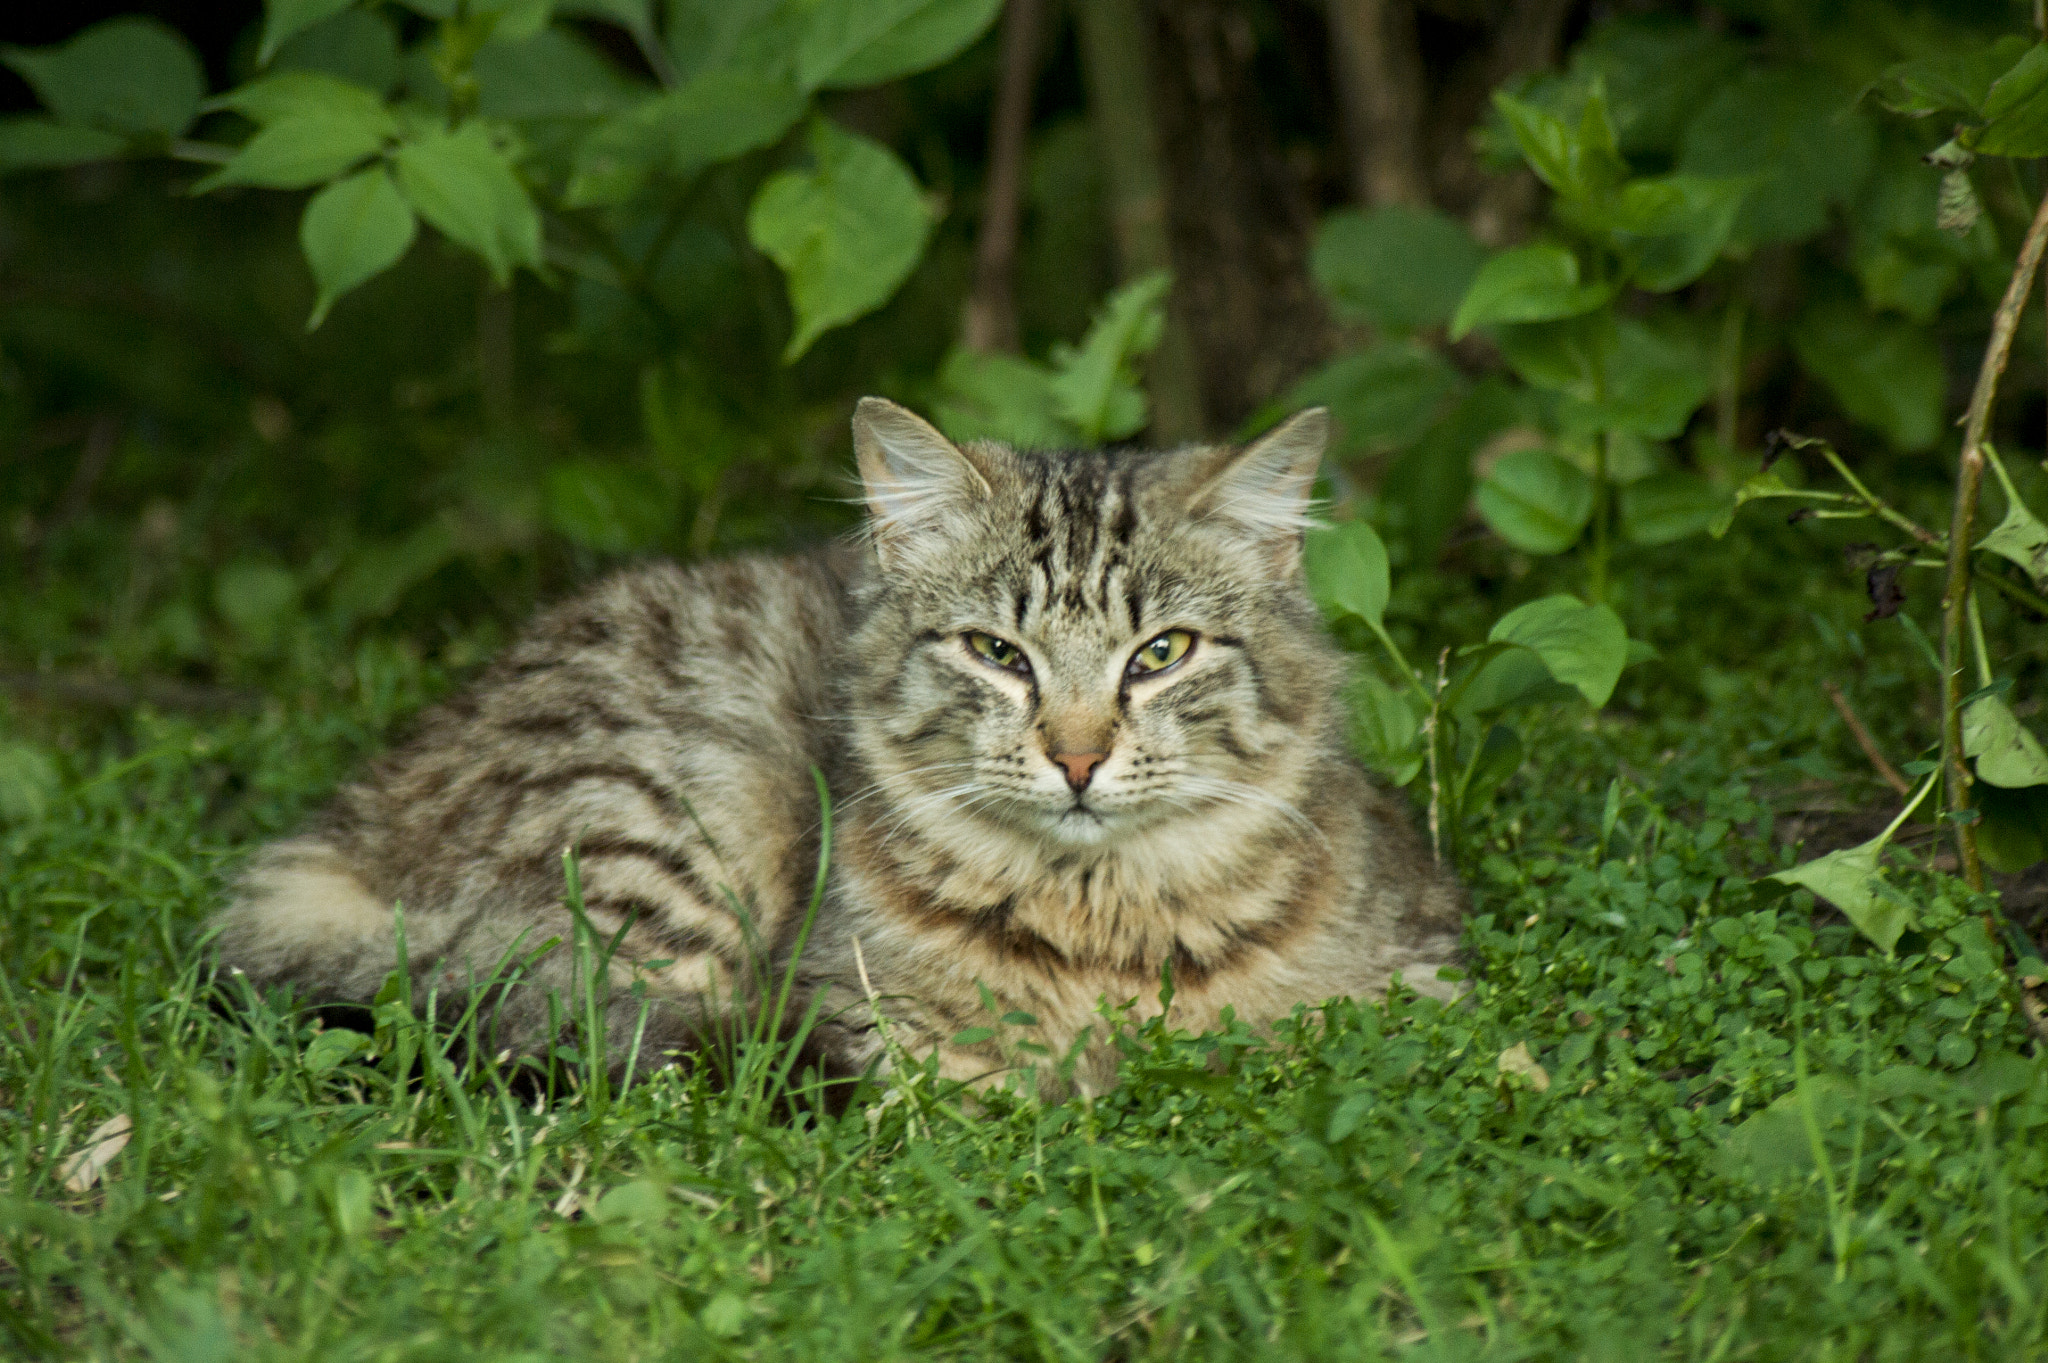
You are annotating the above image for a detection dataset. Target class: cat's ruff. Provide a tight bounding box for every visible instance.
[213,399,1466,1097]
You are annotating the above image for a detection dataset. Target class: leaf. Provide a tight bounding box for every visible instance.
[746,118,933,362]
[3,18,206,138]
[195,104,396,193]
[0,117,127,172]
[566,70,807,207]
[1383,379,1522,564]
[1978,491,2048,592]
[207,71,391,126]
[1679,68,1874,248]
[1553,315,1713,439]
[328,516,457,621]
[1309,205,1487,331]
[303,1027,372,1074]
[1709,467,1800,538]
[301,166,418,328]
[1978,783,2048,873]
[950,1026,996,1046]
[1046,271,1171,443]
[1871,36,2031,117]
[1716,1077,1857,1182]
[1972,44,2048,156]
[1491,88,1625,202]
[473,27,647,121]
[258,0,359,66]
[1496,1042,1551,1092]
[1303,522,1391,629]
[545,460,676,552]
[0,740,60,825]
[1770,838,1912,954]
[1475,449,1594,555]
[1281,343,1465,458]
[798,0,1004,91]
[1606,173,1750,292]
[1450,245,1614,340]
[1487,595,1629,708]
[933,347,1065,447]
[1460,723,1526,810]
[1963,694,2048,789]
[214,561,302,647]
[59,1115,132,1193]
[269,8,401,94]
[1791,301,1945,452]
[392,122,543,286]
[1450,644,1565,717]
[1620,471,1730,546]
[1343,671,1424,785]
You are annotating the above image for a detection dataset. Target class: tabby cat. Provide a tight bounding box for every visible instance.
[214,399,1465,1097]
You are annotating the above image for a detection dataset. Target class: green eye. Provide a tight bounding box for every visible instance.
[966,632,1030,674]
[1128,629,1194,676]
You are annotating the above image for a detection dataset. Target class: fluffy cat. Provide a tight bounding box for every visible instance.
[213,399,1465,1097]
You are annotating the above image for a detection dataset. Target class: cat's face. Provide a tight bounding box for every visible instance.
[845,400,1342,852]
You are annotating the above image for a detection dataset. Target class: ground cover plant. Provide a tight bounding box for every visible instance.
[5,0,2048,1357]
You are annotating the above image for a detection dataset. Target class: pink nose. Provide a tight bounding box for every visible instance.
[1052,751,1107,791]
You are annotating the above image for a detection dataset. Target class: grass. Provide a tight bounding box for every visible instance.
[4,512,2048,1361]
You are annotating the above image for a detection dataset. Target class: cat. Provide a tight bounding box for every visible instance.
[212,398,1466,1098]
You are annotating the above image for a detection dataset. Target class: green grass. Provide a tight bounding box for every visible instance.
[5,520,2048,1361]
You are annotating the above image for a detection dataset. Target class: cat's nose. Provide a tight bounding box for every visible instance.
[1052,751,1107,791]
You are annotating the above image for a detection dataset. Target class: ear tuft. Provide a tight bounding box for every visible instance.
[852,398,993,564]
[1187,407,1327,540]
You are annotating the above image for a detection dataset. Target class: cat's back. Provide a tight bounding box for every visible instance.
[216,545,859,1021]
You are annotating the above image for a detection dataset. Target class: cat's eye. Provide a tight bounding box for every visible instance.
[965,631,1031,675]
[1128,629,1194,677]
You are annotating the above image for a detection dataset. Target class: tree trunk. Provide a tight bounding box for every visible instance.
[1072,0,1207,442]
[1327,0,1427,207]
[962,0,1043,354]
[1144,0,1329,433]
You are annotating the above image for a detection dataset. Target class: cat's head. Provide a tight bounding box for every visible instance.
[844,398,1345,852]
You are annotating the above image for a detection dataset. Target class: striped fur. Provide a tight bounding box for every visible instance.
[213,401,1464,1094]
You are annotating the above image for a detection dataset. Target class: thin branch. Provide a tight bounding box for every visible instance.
[1941,187,2048,890]
[0,671,259,714]
[1822,682,1911,796]
[962,0,1041,354]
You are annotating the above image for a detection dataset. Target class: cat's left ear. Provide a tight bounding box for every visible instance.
[1186,407,1327,572]
[852,397,995,568]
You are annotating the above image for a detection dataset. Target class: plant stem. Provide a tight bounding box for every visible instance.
[1817,447,1942,546]
[1967,592,1994,689]
[1589,432,1611,605]
[1941,186,2048,890]
[1906,558,2048,617]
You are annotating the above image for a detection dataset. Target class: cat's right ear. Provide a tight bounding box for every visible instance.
[853,397,994,568]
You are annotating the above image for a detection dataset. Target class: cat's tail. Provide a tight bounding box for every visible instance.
[211,837,411,1007]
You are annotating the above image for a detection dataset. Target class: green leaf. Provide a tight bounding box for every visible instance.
[566,70,806,207]
[0,741,60,826]
[1487,594,1629,707]
[300,166,417,328]
[1451,645,1567,718]
[392,122,543,286]
[1770,839,1912,954]
[1963,694,2048,789]
[949,1026,996,1046]
[3,18,206,138]
[1970,43,2048,155]
[1978,489,2048,592]
[1790,302,1945,452]
[1450,245,1614,340]
[1475,449,1594,555]
[1679,68,1874,248]
[1303,522,1391,629]
[1343,671,1424,785]
[270,9,402,94]
[1553,316,1713,439]
[1383,378,1522,564]
[1620,471,1730,546]
[213,560,302,648]
[1607,173,1750,292]
[1708,467,1803,538]
[747,117,933,362]
[1491,87,1624,201]
[1046,271,1171,444]
[195,103,397,192]
[1978,783,2048,873]
[1871,36,2031,117]
[258,0,359,66]
[932,347,1065,448]
[473,27,646,121]
[0,117,127,172]
[207,71,393,126]
[798,0,1004,91]
[1459,724,1526,811]
[546,460,677,553]
[1310,205,1487,331]
[1282,343,1465,459]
